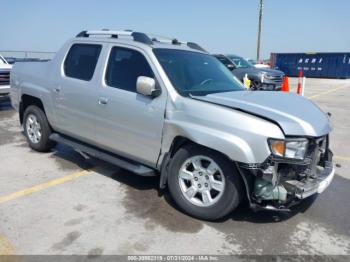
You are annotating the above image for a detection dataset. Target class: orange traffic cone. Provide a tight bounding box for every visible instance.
[297,70,303,94]
[281,76,289,92]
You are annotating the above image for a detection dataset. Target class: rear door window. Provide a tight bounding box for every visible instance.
[64,44,102,81]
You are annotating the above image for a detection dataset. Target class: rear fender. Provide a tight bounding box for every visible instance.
[20,82,56,127]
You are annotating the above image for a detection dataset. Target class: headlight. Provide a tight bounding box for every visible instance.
[261,73,273,82]
[264,74,274,79]
[268,138,308,160]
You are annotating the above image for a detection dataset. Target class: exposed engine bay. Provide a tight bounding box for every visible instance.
[239,135,334,211]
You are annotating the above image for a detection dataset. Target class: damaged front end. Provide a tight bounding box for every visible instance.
[239,135,335,212]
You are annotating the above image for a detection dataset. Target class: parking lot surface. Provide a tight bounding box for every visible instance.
[0,78,350,255]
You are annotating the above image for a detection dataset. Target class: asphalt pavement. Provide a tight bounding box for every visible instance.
[0,78,349,256]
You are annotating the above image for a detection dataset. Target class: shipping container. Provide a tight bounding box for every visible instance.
[270,52,350,78]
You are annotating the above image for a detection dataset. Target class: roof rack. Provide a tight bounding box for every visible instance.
[76,30,153,45]
[76,30,207,52]
[186,42,207,52]
[152,37,207,53]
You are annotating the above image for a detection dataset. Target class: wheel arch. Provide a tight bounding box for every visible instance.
[159,135,248,201]
[20,94,46,125]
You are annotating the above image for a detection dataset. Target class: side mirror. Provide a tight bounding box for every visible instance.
[136,76,161,97]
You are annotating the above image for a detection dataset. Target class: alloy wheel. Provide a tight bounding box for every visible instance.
[26,114,42,144]
[178,155,225,207]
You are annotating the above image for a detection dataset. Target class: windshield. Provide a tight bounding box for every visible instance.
[153,49,244,96]
[214,55,234,68]
[227,55,253,68]
[248,59,257,65]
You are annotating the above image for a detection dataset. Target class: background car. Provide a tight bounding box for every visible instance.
[214,54,284,91]
[247,58,270,69]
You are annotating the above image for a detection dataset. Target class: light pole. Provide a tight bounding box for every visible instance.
[256,0,263,61]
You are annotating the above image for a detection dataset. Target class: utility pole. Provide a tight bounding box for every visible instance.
[256,0,263,61]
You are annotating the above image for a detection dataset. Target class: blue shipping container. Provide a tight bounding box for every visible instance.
[270,52,350,78]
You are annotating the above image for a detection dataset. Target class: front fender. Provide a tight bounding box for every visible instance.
[248,74,262,83]
[160,119,270,165]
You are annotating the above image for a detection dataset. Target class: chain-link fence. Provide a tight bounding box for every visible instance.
[0,50,56,64]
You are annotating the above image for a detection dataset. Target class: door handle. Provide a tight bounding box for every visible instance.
[98,97,109,105]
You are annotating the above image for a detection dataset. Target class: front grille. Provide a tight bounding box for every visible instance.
[269,76,283,83]
[0,71,10,86]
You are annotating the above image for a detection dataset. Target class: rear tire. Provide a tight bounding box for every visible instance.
[23,105,56,152]
[167,144,242,220]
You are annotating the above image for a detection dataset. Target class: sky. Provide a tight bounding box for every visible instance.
[1,0,349,59]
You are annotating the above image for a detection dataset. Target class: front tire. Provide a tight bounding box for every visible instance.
[23,105,56,152]
[250,81,261,90]
[167,144,242,220]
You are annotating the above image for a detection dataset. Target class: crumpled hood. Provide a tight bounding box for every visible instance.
[193,91,331,137]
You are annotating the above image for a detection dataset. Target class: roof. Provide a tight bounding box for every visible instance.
[225,54,242,58]
[213,54,242,59]
[73,30,207,53]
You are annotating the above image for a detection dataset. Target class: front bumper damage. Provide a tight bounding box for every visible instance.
[238,136,334,212]
[287,161,334,199]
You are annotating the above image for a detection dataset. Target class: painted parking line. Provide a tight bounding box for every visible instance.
[0,169,91,204]
[307,85,346,99]
[0,233,16,255]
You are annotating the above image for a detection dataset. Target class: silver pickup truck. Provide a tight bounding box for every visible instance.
[10,30,334,220]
